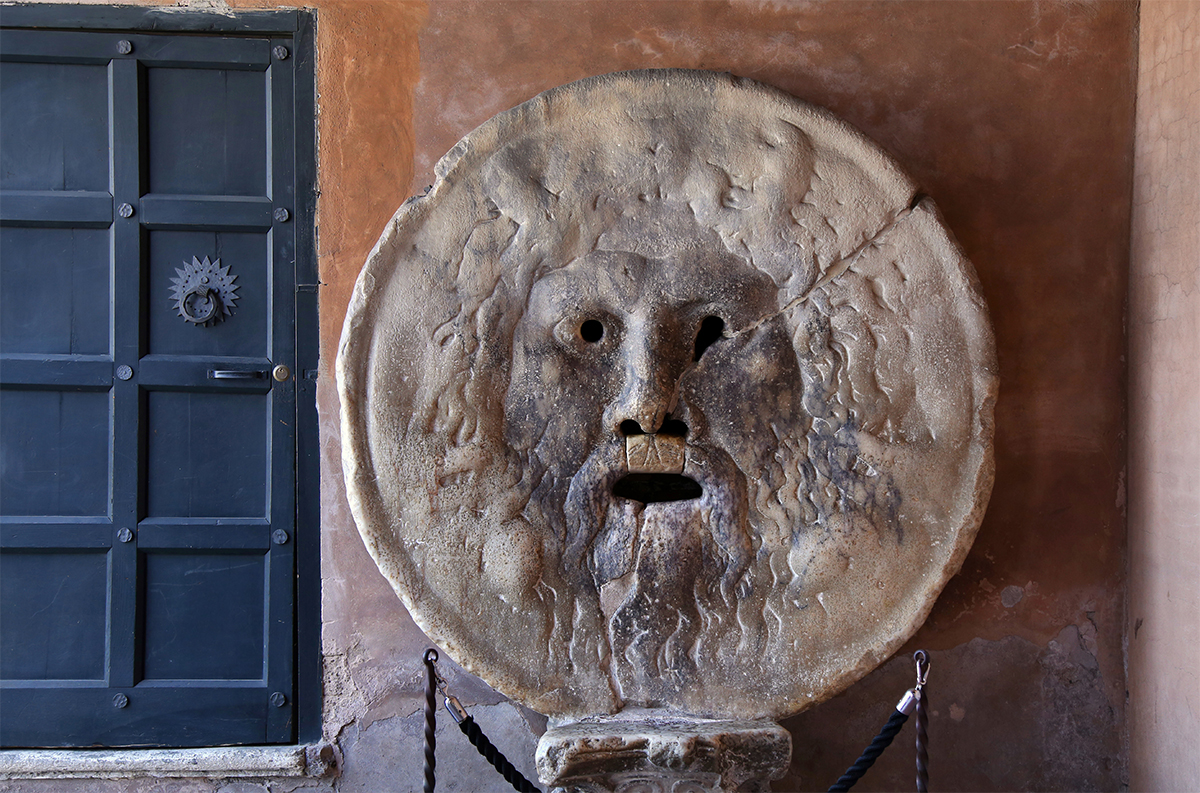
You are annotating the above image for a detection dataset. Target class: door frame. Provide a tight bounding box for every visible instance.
[0,3,320,745]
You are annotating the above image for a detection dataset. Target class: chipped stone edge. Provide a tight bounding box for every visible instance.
[0,744,337,780]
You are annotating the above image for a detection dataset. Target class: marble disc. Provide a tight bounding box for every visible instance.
[337,69,997,720]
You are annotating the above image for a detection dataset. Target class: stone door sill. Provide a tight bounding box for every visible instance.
[0,744,337,780]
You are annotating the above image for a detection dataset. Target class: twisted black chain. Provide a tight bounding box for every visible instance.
[915,684,929,792]
[457,716,541,793]
[827,708,910,792]
[423,648,438,793]
[829,649,932,793]
[914,649,930,793]
[421,648,540,793]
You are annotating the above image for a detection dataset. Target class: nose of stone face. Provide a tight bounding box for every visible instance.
[606,321,691,437]
[608,371,675,436]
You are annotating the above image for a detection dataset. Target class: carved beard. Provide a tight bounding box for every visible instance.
[556,438,753,707]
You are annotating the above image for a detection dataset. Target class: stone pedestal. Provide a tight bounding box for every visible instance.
[536,716,791,793]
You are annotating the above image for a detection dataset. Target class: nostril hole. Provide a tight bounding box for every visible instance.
[659,418,688,437]
[580,319,604,343]
[693,316,725,361]
[620,419,644,436]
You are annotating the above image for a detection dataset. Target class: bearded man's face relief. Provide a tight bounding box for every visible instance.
[506,240,798,703]
[338,71,997,720]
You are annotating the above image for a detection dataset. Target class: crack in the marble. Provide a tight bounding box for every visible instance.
[739,200,920,337]
[663,200,921,416]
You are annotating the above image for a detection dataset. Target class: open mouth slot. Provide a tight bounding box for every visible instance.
[612,473,702,504]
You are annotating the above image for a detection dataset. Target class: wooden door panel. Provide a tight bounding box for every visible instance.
[0,227,112,355]
[0,60,109,192]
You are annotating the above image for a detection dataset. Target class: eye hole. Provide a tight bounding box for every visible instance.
[693,315,725,361]
[580,319,604,343]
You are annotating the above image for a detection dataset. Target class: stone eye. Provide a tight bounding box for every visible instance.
[580,319,604,343]
[693,315,725,361]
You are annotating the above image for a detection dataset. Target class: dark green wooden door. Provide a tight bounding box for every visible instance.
[1,19,308,747]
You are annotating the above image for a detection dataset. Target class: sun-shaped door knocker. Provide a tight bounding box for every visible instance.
[169,256,239,326]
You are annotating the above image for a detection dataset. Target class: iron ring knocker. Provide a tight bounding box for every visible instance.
[180,284,221,325]
[170,256,238,326]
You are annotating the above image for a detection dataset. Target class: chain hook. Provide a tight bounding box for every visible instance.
[913,649,930,690]
[424,648,452,697]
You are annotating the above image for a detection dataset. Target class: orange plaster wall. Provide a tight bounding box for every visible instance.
[223,0,428,366]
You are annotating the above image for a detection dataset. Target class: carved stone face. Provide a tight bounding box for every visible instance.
[507,244,781,466]
[338,70,997,720]
[506,240,803,701]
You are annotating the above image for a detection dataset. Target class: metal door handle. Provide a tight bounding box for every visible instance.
[209,369,266,380]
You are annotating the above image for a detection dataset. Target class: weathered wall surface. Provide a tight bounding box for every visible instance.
[2,1,1138,791]
[1128,2,1200,791]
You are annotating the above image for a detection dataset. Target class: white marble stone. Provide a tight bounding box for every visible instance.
[337,69,996,721]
